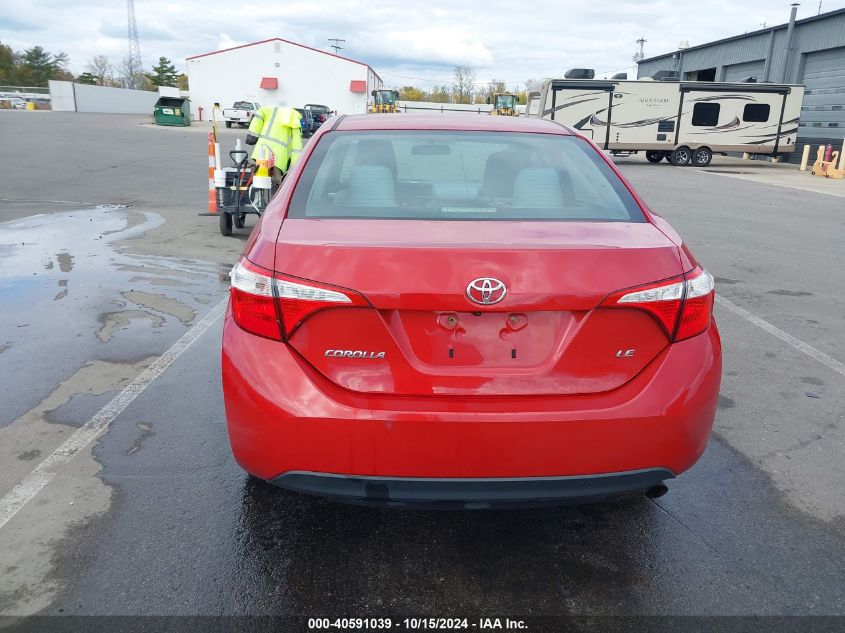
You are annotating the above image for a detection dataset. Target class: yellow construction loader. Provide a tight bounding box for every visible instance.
[490,93,518,116]
[370,90,401,113]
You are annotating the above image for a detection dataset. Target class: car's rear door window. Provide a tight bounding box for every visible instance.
[288,131,645,221]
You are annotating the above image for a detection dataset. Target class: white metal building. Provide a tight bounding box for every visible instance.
[186,38,382,119]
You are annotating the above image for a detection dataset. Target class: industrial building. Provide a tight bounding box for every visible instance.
[637,6,845,158]
[186,38,382,119]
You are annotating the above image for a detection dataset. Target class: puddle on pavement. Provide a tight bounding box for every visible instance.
[0,207,230,428]
[0,206,231,615]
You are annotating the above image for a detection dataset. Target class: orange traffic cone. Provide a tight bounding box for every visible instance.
[207,133,217,213]
[199,132,219,216]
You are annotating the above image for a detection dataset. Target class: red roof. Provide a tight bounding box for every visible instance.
[186,38,382,84]
[336,114,573,134]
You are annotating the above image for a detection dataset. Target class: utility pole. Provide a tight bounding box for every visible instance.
[328,39,346,55]
[633,37,647,63]
[781,3,800,83]
[126,0,143,89]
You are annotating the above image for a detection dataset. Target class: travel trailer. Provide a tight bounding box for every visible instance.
[532,78,804,166]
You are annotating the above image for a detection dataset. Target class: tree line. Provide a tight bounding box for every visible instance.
[395,66,542,105]
[0,43,72,86]
[76,55,188,90]
[0,40,187,90]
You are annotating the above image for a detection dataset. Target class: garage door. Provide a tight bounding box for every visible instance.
[723,60,765,83]
[800,46,845,141]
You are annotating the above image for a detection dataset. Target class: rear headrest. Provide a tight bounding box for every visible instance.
[512,168,564,208]
[481,150,524,198]
[354,139,397,177]
[347,165,396,208]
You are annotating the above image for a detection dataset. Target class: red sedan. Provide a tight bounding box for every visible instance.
[222,114,721,507]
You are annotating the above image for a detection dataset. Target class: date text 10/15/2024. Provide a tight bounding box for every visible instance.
[307,618,528,630]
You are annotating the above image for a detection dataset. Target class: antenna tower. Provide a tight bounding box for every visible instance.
[127,0,143,89]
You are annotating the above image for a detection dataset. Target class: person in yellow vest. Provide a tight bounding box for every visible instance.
[245,105,303,186]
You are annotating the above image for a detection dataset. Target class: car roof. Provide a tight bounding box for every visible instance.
[335,114,573,135]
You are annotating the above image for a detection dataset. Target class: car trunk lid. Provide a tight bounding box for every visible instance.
[276,219,683,396]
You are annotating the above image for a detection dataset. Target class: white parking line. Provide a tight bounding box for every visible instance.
[2,292,839,530]
[0,298,227,531]
[0,198,99,206]
[716,295,845,377]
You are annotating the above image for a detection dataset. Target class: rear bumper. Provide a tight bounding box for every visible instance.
[272,468,674,507]
[222,314,721,486]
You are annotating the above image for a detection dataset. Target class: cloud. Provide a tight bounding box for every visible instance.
[2,0,844,85]
[364,27,493,67]
[99,22,179,42]
[0,14,39,31]
[215,34,246,51]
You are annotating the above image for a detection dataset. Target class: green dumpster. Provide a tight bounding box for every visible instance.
[153,97,191,126]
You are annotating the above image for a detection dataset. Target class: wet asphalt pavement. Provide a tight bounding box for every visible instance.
[0,207,223,428]
[1,112,844,625]
[45,329,845,616]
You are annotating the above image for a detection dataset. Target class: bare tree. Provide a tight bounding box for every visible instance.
[85,55,113,86]
[429,85,451,103]
[524,78,543,93]
[452,65,475,104]
[476,78,507,103]
[116,56,133,88]
[116,55,150,89]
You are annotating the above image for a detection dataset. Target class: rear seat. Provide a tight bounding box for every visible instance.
[512,168,564,208]
[347,165,397,208]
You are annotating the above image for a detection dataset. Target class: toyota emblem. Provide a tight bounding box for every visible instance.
[466,277,507,305]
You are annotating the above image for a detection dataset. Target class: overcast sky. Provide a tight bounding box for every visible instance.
[2,0,844,89]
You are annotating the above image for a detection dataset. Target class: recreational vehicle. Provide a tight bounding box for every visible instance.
[533,78,804,166]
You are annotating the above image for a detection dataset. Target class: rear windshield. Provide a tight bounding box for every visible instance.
[288,131,645,221]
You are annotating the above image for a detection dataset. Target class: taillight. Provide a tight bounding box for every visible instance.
[230,259,282,340]
[275,273,369,335]
[602,268,714,341]
[675,269,715,341]
[605,277,684,335]
[229,259,368,340]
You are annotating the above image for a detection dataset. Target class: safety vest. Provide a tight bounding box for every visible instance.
[247,106,303,171]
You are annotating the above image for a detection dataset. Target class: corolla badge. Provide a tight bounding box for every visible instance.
[325,349,386,359]
[466,277,507,305]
